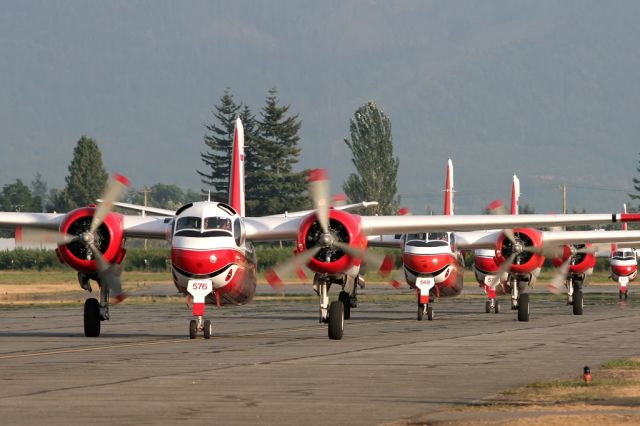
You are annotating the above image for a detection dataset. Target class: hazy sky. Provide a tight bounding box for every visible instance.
[1,1,639,213]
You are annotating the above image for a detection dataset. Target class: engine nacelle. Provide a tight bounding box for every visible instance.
[56,206,126,274]
[296,209,366,275]
[550,244,596,273]
[494,228,545,274]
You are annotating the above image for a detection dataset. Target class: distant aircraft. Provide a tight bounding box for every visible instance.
[374,161,640,321]
[609,204,638,301]
[3,121,640,338]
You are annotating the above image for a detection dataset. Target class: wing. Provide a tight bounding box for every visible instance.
[100,201,176,217]
[361,213,640,235]
[0,212,171,240]
[266,201,379,218]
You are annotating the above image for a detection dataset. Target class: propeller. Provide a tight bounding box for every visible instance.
[546,245,598,294]
[265,169,393,288]
[26,173,130,302]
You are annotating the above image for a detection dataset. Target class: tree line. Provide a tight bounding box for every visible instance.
[1,88,400,219]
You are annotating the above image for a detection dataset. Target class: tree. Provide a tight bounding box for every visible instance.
[198,88,241,200]
[30,173,47,212]
[0,179,40,212]
[342,100,399,215]
[248,88,307,216]
[52,136,109,211]
[519,203,535,214]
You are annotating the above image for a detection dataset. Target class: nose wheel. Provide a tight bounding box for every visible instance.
[485,299,500,314]
[189,317,213,339]
[417,303,434,321]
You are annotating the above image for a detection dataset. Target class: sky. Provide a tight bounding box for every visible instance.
[1,0,639,214]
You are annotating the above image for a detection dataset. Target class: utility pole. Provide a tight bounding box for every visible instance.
[560,184,567,215]
[141,186,151,249]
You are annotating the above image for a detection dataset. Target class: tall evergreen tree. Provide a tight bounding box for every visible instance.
[198,88,241,200]
[343,100,399,215]
[248,88,307,216]
[53,136,108,211]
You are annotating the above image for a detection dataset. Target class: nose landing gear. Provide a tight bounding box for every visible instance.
[187,280,214,340]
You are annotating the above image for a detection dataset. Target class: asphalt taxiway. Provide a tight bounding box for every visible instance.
[1,285,639,425]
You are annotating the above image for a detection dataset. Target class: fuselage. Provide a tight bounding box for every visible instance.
[170,202,257,305]
[402,232,464,297]
[610,248,638,283]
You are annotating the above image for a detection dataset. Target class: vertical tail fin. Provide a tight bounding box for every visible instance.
[229,117,245,217]
[510,174,520,215]
[443,159,454,215]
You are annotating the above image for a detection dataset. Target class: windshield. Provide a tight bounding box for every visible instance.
[204,217,232,232]
[406,233,426,242]
[175,216,201,231]
[427,232,449,242]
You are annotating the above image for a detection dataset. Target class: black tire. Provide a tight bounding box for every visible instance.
[189,319,197,339]
[495,301,500,314]
[619,290,623,300]
[328,301,344,340]
[624,291,628,301]
[203,320,212,339]
[573,291,584,315]
[517,293,530,322]
[339,291,351,320]
[417,303,426,321]
[427,305,434,321]
[485,300,491,313]
[84,298,101,337]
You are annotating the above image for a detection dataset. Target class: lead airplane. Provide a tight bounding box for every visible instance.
[4,120,640,339]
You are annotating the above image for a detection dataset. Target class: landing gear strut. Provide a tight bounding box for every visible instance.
[187,280,214,340]
[314,274,345,340]
[82,275,113,337]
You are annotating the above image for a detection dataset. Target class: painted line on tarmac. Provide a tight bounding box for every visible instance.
[0,338,187,360]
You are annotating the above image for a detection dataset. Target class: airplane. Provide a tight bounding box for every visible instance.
[4,120,640,339]
[372,161,640,322]
[608,204,638,301]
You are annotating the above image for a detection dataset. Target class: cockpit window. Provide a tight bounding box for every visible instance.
[614,250,636,261]
[406,233,426,242]
[427,232,449,242]
[204,217,232,232]
[176,216,201,231]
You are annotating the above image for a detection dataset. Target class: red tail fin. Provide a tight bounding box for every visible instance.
[443,159,454,215]
[229,118,245,216]
[510,174,520,215]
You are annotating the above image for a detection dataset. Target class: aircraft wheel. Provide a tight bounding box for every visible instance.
[573,291,584,315]
[203,320,212,339]
[517,294,530,322]
[339,291,351,320]
[619,290,623,300]
[328,301,344,340]
[84,298,101,337]
[427,305,434,321]
[189,319,197,339]
[495,301,500,314]
[417,303,426,321]
[485,300,491,313]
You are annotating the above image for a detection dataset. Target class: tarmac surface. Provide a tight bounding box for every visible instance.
[1,284,640,425]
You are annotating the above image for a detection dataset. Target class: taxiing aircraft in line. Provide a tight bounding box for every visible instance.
[372,160,640,322]
[4,119,640,339]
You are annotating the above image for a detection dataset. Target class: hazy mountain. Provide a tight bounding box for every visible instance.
[1,0,639,214]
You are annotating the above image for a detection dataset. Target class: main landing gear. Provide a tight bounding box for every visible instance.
[508,277,529,322]
[81,272,117,337]
[566,275,584,315]
[315,273,361,340]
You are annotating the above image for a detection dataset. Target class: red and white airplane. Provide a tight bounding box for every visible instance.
[4,121,640,339]
[375,161,640,322]
[609,204,638,300]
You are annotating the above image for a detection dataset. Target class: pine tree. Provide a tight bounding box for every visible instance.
[198,88,241,200]
[54,136,108,211]
[343,100,399,215]
[249,88,307,216]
